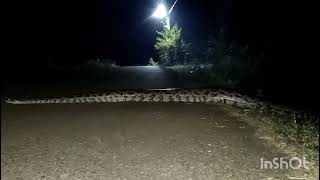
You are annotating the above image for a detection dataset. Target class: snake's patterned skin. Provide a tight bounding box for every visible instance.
[5,89,319,122]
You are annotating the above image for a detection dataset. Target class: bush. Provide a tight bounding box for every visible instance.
[203,27,263,87]
[148,58,159,66]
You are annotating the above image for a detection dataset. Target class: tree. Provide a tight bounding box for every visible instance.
[206,27,231,65]
[154,19,190,65]
[177,39,192,64]
[205,27,263,86]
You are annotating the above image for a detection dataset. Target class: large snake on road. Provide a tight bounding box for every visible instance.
[5,88,319,122]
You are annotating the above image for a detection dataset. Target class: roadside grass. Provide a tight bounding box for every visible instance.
[236,108,319,177]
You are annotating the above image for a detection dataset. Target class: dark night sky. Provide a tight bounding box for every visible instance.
[7,0,312,65]
[7,0,286,65]
[26,0,230,65]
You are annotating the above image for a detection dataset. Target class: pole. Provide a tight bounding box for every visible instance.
[168,0,178,14]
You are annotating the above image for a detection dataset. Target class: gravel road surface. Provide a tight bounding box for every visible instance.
[1,103,305,179]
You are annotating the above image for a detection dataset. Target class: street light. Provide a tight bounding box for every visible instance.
[152,4,167,19]
[152,0,178,28]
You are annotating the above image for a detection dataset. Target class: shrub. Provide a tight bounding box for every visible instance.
[148,58,159,66]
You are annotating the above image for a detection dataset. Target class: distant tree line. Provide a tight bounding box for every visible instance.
[153,22,264,88]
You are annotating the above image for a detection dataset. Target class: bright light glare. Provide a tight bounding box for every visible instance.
[152,4,167,19]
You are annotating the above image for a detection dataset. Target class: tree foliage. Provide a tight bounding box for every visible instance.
[205,27,263,86]
[154,19,191,65]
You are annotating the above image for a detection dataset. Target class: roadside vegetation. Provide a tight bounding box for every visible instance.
[235,107,319,178]
[151,20,264,89]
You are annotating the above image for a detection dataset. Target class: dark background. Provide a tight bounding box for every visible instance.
[3,0,318,110]
[6,0,313,65]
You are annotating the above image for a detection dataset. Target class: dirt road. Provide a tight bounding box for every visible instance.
[1,103,306,179]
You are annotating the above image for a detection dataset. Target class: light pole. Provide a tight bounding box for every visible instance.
[152,0,178,29]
